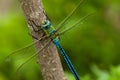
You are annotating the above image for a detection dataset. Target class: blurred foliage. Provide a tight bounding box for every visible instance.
[0,0,120,80]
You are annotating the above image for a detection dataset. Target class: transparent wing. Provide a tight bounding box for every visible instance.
[56,0,86,32]
[16,39,52,73]
[6,35,47,59]
[58,13,94,35]
[4,35,48,72]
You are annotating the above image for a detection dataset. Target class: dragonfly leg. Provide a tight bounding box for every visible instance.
[28,20,41,32]
[28,32,39,40]
[31,25,41,32]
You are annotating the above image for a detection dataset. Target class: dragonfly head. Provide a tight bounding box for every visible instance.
[41,20,51,30]
[41,20,57,38]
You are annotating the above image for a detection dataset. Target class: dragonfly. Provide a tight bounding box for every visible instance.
[6,0,93,80]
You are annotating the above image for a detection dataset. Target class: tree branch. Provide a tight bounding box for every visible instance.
[19,0,66,80]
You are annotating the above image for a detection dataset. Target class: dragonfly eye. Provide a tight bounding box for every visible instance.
[41,20,51,30]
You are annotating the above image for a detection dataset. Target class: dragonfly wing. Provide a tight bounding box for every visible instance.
[6,35,47,59]
[16,39,52,72]
[56,0,86,32]
[3,35,48,73]
[58,13,94,35]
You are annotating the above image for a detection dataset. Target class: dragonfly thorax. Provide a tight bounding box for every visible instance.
[41,20,57,39]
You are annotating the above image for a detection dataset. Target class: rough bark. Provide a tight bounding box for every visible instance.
[19,0,66,80]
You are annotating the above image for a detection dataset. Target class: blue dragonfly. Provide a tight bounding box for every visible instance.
[6,0,92,80]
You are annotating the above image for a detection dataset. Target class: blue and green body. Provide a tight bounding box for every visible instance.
[41,20,80,80]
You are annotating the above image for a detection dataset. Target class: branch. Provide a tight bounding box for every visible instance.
[19,0,66,80]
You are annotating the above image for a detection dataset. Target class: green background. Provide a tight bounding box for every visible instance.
[0,0,120,80]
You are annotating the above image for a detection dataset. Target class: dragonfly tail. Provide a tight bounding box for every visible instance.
[53,38,80,80]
